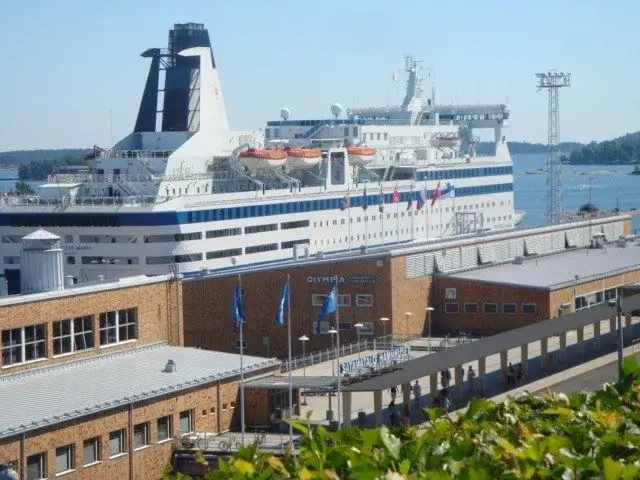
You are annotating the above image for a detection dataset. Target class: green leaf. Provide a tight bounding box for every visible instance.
[399,458,411,474]
[603,457,623,480]
[379,425,401,460]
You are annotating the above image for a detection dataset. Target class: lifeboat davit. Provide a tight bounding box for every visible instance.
[238,148,288,171]
[285,148,322,169]
[346,146,376,167]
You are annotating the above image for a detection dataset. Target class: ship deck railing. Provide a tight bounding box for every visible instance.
[0,194,169,207]
[46,171,225,185]
[99,149,176,159]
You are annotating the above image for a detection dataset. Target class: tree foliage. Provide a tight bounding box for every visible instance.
[17,155,85,180]
[164,356,640,479]
[562,131,640,165]
[476,141,582,156]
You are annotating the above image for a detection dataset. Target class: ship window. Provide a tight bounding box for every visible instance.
[145,254,202,265]
[206,248,242,260]
[206,227,241,238]
[245,243,278,254]
[281,239,309,249]
[245,223,277,234]
[281,220,310,230]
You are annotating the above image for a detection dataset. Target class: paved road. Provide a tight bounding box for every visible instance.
[538,353,640,394]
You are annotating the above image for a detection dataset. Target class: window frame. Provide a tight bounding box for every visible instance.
[133,422,150,450]
[1,323,47,367]
[55,444,75,475]
[99,308,137,346]
[445,302,459,314]
[483,303,498,314]
[502,303,517,315]
[179,410,194,434]
[83,436,101,466]
[53,315,94,356]
[109,429,127,458]
[463,303,478,314]
[26,452,46,480]
[355,294,374,307]
[522,303,537,315]
[157,416,173,443]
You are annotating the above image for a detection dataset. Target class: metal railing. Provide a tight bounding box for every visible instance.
[280,334,420,373]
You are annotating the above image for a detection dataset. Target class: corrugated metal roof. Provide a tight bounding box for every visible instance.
[0,342,280,439]
[445,245,640,289]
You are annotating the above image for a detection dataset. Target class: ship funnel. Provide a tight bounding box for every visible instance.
[20,229,64,294]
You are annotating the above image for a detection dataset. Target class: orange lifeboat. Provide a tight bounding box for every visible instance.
[238,148,288,171]
[346,146,376,167]
[285,147,322,169]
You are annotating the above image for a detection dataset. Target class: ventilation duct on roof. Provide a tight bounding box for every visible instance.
[513,256,525,265]
[163,359,177,373]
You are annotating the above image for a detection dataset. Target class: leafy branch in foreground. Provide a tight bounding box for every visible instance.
[165,356,640,479]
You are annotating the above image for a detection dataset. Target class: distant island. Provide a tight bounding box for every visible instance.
[0,149,85,180]
[476,141,583,156]
[561,131,640,165]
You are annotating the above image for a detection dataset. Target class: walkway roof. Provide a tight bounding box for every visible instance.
[344,292,640,392]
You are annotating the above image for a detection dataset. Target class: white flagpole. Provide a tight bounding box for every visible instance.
[396,188,400,244]
[286,274,293,445]
[335,279,342,429]
[425,183,430,241]
[347,192,352,252]
[238,273,246,445]
[410,183,415,242]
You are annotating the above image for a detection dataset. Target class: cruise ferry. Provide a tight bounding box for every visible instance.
[0,23,522,293]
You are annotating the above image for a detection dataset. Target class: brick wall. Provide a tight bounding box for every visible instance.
[182,256,392,358]
[0,371,278,480]
[0,279,183,373]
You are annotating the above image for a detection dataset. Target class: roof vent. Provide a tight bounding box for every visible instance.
[163,359,177,373]
[513,256,525,265]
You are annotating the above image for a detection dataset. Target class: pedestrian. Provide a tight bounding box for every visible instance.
[442,393,452,415]
[390,385,397,401]
[388,400,396,426]
[412,380,422,409]
[403,404,411,426]
[467,365,476,391]
[507,363,516,387]
[517,364,525,386]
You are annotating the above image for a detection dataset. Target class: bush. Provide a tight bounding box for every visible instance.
[165,356,640,479]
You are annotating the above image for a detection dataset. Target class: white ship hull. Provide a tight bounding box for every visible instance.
[0,26,523,294]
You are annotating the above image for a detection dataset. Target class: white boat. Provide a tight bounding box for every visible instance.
[285,148,322,169]
[0,26,523,293]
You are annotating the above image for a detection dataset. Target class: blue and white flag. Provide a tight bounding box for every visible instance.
[441,182,455,198]
[232,281,244,331]
[316,281,338,334]
[276,279,289,325]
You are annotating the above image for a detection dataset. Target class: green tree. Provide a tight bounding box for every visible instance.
[14,181,34,195]
[164,356,640,479]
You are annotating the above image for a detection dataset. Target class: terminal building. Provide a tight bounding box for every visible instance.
[0,230,280,480]
[182,215,635,357]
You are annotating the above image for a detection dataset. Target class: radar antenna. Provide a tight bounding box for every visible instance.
[536,70,571,225]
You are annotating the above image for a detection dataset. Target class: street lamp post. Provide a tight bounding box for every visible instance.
[354,323,364,358]
[380,317,390,349]
[616,288,624,379]
[426,307,434,354]
[328,328,337,419]
[299,335,309,405]
[404,312,413,342]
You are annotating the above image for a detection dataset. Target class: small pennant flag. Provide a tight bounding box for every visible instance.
[362,185,368,211]
[378,185,385,213]
[392,187,400,203]
[431,180,442,207]
[340,191,351,211]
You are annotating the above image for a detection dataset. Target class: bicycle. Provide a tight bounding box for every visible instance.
[180,432,211,450]
[218,433,243,452]
[254,430,267,446]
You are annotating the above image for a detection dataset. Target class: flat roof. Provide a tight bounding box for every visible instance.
[0,273,175,307]
[446,244,640,290]
[344,292,640,392]
[0,342,280,439]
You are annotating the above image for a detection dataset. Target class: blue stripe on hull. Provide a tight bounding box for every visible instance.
[0,183,513,228]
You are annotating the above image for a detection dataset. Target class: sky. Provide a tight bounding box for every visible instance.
[0,0,638,151]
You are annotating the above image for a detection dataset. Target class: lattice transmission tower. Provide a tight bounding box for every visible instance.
[536,70,571,224]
